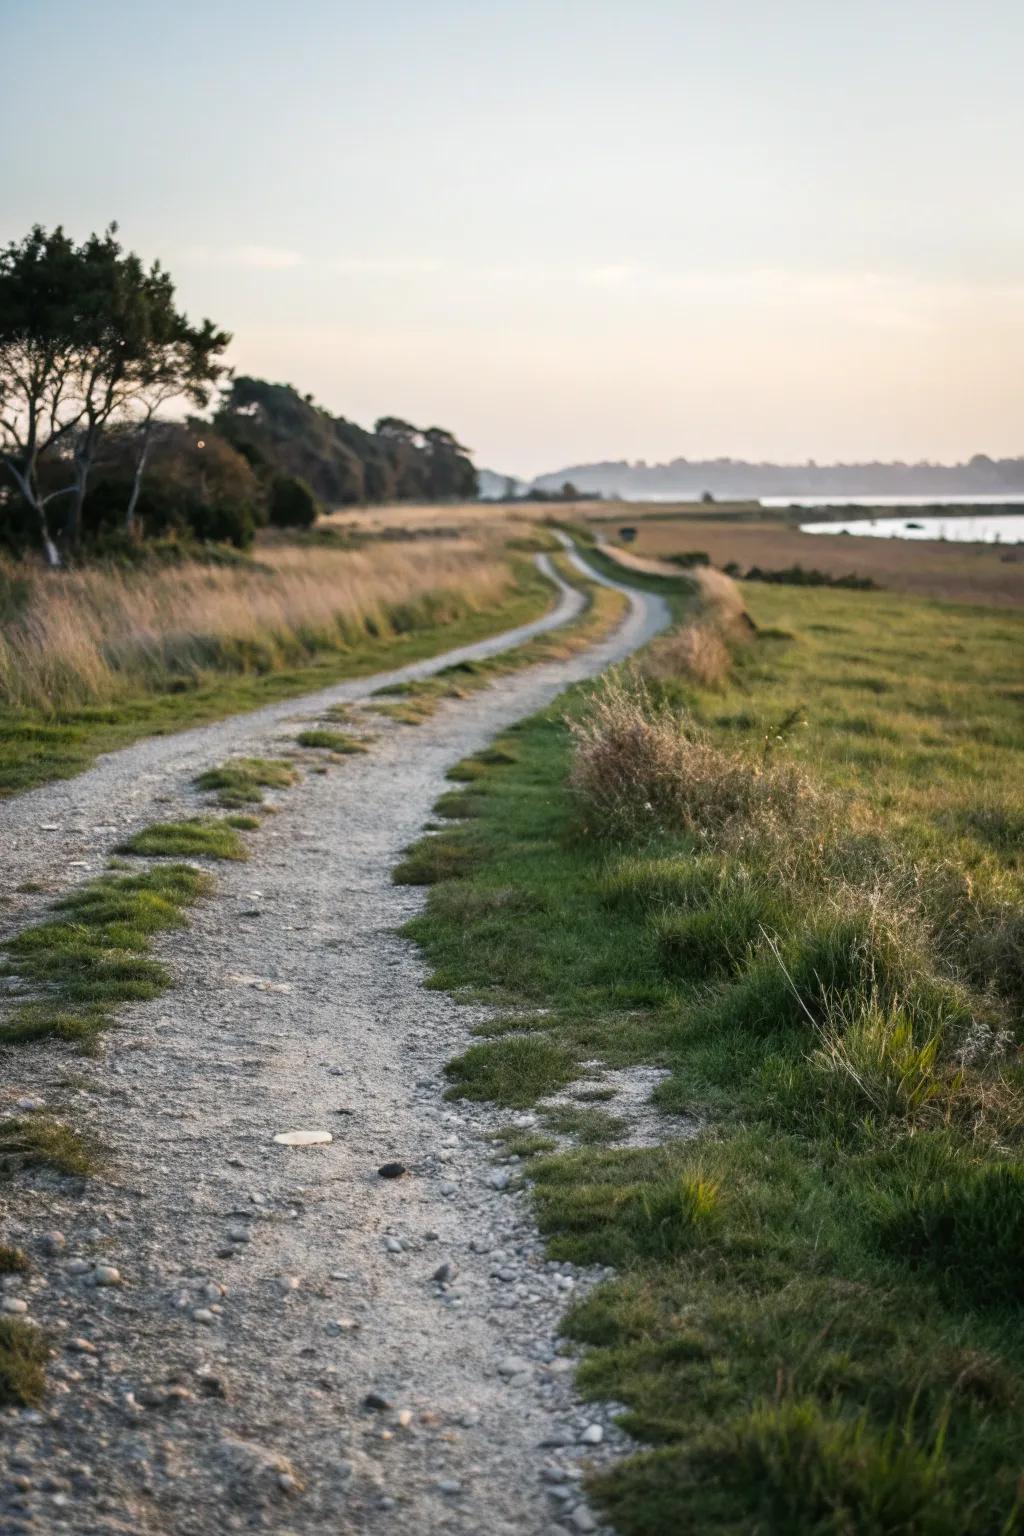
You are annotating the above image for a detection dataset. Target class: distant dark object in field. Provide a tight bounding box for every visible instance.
[743,564,880,591]
[701,490,715,503]
[667,550,710,568]
[618,527,637,543]
[905,521,925,530]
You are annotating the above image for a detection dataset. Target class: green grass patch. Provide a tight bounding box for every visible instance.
[118,817,248,861]
[296,727,368,752]
[0,1318,48,1407]
[194,755,297,805]
[0,1116,98,1176]
[398,577,1024,1534]
[0,863,210,1048]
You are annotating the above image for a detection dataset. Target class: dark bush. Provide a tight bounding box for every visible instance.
[268,473,319,529]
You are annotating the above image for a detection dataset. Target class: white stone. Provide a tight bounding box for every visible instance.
[273,1130,333,1147]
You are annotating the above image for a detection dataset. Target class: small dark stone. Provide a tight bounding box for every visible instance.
[377,1162,407,1179]
[431,1261,459,1284]
[363,1391,393,1411]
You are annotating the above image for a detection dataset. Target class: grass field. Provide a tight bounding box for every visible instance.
[580,503,1024,608]
[399,573,1024,1534]
[0,523,559,797]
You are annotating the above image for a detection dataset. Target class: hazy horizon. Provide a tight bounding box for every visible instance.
[4,0,1022,478]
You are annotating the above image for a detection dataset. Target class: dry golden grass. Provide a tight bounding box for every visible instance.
[0,539,514,713]
[568,672,816,845]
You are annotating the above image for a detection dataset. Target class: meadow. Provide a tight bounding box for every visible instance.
[399,559,1024,1534]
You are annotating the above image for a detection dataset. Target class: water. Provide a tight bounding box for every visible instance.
[796,513,1024,545]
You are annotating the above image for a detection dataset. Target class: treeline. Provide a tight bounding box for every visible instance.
[0,225,477,563]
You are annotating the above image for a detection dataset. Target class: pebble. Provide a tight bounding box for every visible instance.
[1,1297,28,1315]
[227,1227,250,1244]
[41,1231,66,1255]
[497,1356,531,1378]
[579,1424,604,1445]
[69,1337,97,1354]
[92,1265,121,1287]
[65,1259,90,1275]
[277,1275,300,1294]
[431,1261,459,1284]
[378,1161,407,1179]
[273,1129,333,1147]
[363,1391,393,1411]
[384,1237,403,1253]
[487,1170,511,1190]
[569,1508,598,1532]
[15,1098,44,1113]
[437,1479,463,1495]
[192,1308,216,1325]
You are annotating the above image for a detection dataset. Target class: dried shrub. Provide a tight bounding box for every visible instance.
[568,673,815,845]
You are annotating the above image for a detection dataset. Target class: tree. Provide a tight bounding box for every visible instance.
[0,226,87,563]
[0,223,228,561]
[268,473,319,528]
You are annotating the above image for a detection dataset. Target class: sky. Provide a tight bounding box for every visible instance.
[3,0,1023,477]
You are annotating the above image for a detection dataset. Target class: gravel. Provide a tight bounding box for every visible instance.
[0,551,669,1535]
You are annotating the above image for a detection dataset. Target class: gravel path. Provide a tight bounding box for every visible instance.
[1,560,670,1536]
[0,550,594,909]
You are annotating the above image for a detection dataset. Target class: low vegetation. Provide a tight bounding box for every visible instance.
[295,727,367,753]
[117,817,250,861]
[0,863,211,1048]
[400,577,1024,1534]
[194,756,297,806]
[0,1317,49,1407]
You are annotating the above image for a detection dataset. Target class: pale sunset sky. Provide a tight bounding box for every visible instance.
[3,0,1021,475]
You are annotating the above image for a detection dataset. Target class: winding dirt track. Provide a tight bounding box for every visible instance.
[1,555,670,1536]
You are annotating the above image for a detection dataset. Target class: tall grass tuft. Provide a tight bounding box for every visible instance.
[568,672,815,845]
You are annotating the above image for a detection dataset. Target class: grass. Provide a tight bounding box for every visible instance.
[0,1318,48,1407]
[117,817,249,860]
[295,727,368,752]
[0,1244,28,1273]
[0,542,558,797]
[0,863,211,1048]
[194,755,297,805]
[399,577,1024,1535]
[0,1116,99,1177]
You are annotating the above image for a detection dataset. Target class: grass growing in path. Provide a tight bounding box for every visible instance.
[295,727,368,753]
[0,863,211,1048]
[0,1116,98,1177]
[400,581,1024,1536]
[0,1318,48,1407]
[118,818,249,861]
[194,756,297,806]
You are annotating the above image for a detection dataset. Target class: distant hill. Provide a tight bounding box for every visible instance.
[529,454,1024,501]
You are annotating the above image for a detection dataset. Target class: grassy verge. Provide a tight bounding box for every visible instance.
[0,556,557,797]
[399,579,1024,1535]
